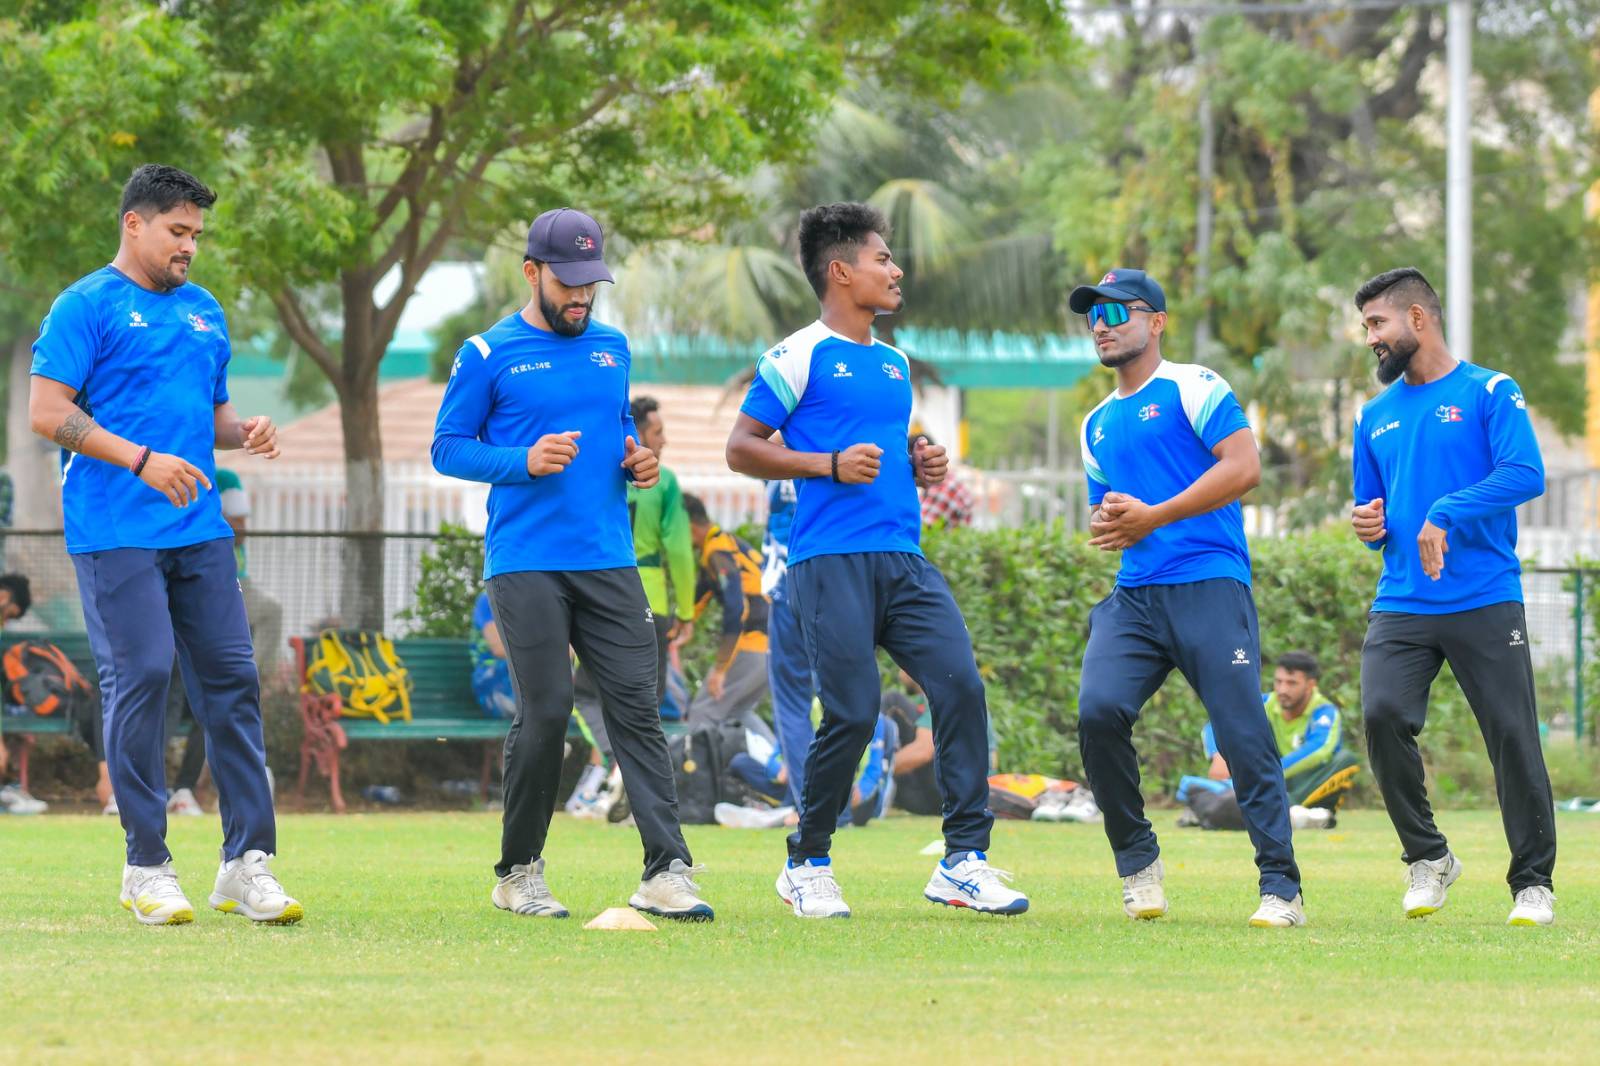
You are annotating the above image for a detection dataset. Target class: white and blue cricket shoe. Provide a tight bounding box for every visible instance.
[924,851,1029,915]
[776,856,851,918]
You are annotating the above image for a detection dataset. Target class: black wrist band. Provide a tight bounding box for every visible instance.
[131,446,152,477]
[831,450,840,483]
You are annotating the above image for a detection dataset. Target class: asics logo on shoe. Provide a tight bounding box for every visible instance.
[939,870,982,899]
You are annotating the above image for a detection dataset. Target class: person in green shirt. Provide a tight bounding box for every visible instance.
[572,396,695,770]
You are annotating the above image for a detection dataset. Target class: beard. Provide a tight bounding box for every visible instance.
[540,288,592,337]
[1097,337,1147,369]
[1374,330,1419,384]
[154,256,191,291]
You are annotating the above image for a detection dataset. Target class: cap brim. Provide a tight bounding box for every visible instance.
[1068,284,1144,315]
[547,259,614,286]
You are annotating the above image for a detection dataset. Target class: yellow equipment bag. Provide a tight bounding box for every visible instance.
[304,629,413,725]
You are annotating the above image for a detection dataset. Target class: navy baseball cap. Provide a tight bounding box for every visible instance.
[1068,268,1166,314]
[525,208,614,286]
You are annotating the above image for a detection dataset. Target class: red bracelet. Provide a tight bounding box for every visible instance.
[130,446,152,476]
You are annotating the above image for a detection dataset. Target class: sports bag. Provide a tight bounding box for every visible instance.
[304,629,413,724]
[4,640,94,717]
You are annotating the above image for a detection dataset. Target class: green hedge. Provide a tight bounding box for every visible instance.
[403,522,1545,801]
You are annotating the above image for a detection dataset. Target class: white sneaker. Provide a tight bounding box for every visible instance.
[565,764,608,818]
[0,784,47,815]
[210,849,304,924]
[714,802,794,829]
[776,858,851,918]
[630,858,715,921]
[1122,859,1168,919]
[492,858,569,918]
[120,862,194,926]
[1403,852,1463,918]
[1507,885,1555,927]
[924,851,1030,915]
[102,796,120,817]
[1249,893,1307,928]
[166,788,204,817]
[1289,805,1333,830]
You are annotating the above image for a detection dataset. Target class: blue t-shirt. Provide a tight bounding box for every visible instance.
[431,312,640,578]
[30,266,233,554]
[1080,361,1253,588]
[740,321,920,566]
[1352,361,1544,614]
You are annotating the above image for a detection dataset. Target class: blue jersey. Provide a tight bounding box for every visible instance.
[761,479,798,594]
[1352,361,1543,614]
[1080,361,1253,588]
[740,321,920,566]
[30,266,233,554]
[431,312,640,578]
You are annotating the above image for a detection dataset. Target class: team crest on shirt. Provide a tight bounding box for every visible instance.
[833,362,852,378]
[590,351,619,368]
[1138,403,1160,422]
[881,362,904,381]
[128,311,148,328]
[1435,404,1463,423]
[187,313,211,332]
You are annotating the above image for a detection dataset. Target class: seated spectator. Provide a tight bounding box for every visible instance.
[882,671,940,816]
[1177,650,1355,829]
[216,469,285,676]
[470,591,516,720]
[683,494,774,742]
[727,699,896,827]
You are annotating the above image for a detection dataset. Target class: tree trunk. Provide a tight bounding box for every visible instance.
[338,372,386,630]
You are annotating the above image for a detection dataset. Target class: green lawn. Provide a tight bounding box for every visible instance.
[2,809,1597,1064]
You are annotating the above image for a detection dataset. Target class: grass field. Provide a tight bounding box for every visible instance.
[3,809,1598,1064]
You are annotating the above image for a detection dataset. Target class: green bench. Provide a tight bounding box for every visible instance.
[0,631,94,795]
[291,635,509,812]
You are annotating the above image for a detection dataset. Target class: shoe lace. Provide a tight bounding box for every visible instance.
[969,862,1015,888]
[1516,886,1553,908]
[1406,860,1442,893]
[144,866,182,898]
[1125,864,1160,890]
[238,857,285,897]
[664,863,706,896]
[802,867,843,901]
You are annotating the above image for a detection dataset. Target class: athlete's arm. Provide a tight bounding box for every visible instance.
[29,375,211,507]
[895,725,934,773]
[1426,380,1545,528]
[1351,414,1388,547]
[726,413,881,484]
[481,619,508,660]
[1089,428,1259,550]
[213,403,279,458]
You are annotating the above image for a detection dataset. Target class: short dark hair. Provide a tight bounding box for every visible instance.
[1353,267,1441,322]
[798,201,891,299]
[682,492,709,526]
[630,395,660,427]
[1276,650,1319,679]
[0,573,32,618]
[120,164,217,221]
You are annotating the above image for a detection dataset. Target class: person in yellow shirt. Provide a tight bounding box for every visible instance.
[683,494,774,741]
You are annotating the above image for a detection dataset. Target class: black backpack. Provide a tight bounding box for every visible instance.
[667,718,756,824]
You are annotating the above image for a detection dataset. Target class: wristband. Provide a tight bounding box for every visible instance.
[130,446,152,477]
[831,450,840,483]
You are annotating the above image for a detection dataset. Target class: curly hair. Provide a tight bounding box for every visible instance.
[798,202,891,299]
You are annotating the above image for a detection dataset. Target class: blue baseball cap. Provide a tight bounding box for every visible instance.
[1068,268,1166,314]
[525,208,614,286]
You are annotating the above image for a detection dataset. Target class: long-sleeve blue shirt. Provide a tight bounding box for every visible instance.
[1352,361,1544,614]
[431,312,639,578]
